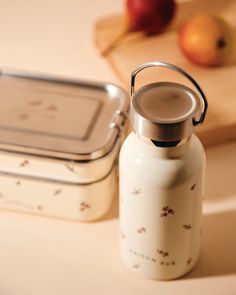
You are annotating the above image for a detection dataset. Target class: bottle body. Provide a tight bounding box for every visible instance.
[119,132,205,280]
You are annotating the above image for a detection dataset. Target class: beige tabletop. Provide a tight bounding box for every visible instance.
[0,1,236,294]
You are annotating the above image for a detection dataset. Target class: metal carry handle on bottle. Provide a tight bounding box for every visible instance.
[130,61,208,126]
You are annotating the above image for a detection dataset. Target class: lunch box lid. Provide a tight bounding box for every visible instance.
[0,69,129,161]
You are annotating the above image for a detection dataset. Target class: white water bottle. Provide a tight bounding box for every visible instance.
[119,62,207,280]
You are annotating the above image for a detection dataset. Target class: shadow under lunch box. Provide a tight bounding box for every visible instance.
[0,69,129,221]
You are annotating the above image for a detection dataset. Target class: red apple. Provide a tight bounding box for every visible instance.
[101,0,176,56]
[126,0,176,35]
[178,14,234,66]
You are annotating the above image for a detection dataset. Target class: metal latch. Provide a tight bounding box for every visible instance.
[109,110,128,134]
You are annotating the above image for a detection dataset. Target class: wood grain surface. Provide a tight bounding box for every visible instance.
[94,0,236,146]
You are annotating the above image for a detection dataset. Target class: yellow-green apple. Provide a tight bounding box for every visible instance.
[178,14,234,66]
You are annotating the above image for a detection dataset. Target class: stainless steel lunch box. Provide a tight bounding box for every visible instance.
[0,69,129,221]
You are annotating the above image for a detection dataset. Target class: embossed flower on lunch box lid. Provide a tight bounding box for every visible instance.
[183,224,193,230]
[53,189,62,196]
[19,160,29,167]
[46,105,58,112]
[65,163,76,173]
[29,99,43,106]
[19,113,29,120]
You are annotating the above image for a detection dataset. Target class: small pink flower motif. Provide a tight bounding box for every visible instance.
[132,188,141,196]
[161,206,174,217]
[120,231,126,239]
[157,249,169,257]
[132,263,140,269]
[137,227,146,234]
[191,184,196,190]
[187,258,192,264]
[79,202,90,211]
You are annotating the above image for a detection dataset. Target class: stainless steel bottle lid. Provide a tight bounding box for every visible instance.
[130,62,208,142]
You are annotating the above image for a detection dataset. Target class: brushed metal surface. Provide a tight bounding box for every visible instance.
[0,69,129,160]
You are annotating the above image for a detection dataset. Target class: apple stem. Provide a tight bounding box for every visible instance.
[101,28,129,57]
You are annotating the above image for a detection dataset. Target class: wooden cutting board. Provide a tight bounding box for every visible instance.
[94,0,236,146]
